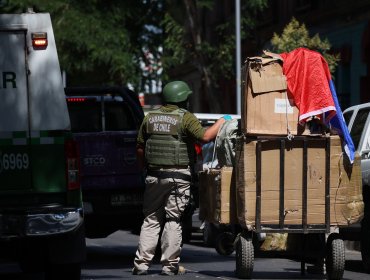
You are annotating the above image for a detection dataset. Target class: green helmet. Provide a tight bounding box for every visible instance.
[163,81,192,103]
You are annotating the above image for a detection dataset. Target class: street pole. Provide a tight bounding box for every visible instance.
[235,0,241,115]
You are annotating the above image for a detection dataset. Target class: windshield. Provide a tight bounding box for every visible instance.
[67,99,137,132]
[350,108,370,150]
[343,111,353,126]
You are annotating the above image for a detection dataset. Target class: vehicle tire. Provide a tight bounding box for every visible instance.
[18,238,46,273]
[215,232,235,256]
[326,234,345,280]
[45,263,81,280]
[361,216,370,272]
[85,216,117,238]
[203,222,219,247]
[131,218,143,235]
[235,234,254,279]
[361,186,370,273]
[19,259,44,274]
[182,213,192,244]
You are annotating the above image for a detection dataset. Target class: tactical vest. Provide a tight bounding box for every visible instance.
[145,108,193,167]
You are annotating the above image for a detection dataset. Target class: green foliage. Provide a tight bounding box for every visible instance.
[1,0,269,91]
[162,0,268,80]
[2,0,163,90]
[196,0,213,9]
[160,13,186,79]
[271,17,340,74]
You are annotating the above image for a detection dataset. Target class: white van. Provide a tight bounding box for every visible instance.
[343,102,370,272]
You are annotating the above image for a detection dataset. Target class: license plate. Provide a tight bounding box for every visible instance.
[111,194,142,206]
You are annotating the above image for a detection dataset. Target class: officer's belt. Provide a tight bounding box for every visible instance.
[147,170,191,181]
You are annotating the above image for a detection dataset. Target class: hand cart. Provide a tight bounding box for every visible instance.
[235,136,346,280]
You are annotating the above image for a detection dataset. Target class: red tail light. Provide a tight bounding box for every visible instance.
[31,32,48,49]
[65,139,81,190]
[67,97,86,102]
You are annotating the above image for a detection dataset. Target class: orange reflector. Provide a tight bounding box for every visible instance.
[31,32,48,48]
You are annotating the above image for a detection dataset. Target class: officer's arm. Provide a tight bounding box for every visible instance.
[201,118,225,143]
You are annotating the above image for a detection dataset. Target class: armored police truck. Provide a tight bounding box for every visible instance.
[0,12,85,279]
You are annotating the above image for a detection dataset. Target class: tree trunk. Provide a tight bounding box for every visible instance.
[183,0,221,112]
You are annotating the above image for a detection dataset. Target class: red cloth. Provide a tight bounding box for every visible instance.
[280,48,336,123]
[194,143,203,156]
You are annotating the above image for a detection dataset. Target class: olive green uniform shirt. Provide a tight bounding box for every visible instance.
[137,105,205,149]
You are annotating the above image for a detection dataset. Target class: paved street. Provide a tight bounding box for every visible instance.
[0,230,368,279]
[81,230,368,280]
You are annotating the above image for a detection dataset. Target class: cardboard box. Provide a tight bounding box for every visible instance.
[198,167,237,224]
[241,56,300,135]
[235,135,363,228]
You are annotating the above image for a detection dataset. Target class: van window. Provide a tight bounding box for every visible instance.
[350,108,370,150]
[68,100,101,132]
[67,99,137,133]
[105,102,136,131]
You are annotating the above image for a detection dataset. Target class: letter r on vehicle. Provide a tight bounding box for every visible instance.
[3,72,16,88]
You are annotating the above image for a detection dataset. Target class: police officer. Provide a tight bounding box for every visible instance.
[133,81,227,276]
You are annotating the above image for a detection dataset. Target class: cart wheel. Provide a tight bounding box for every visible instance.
[203,222,219,247]
[235,234,254,279]
[361,217,370,273]
[326,234,345,280]
[215,232,235,256]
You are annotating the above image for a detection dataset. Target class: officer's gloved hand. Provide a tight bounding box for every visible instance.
[222,115,232,121]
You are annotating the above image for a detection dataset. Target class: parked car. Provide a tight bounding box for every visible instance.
[65,86,145,238]
[0,12,85,279]
[342,102,370,272]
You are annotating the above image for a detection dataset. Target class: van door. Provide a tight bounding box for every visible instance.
[355,108,370,186]
[0,28,32,190]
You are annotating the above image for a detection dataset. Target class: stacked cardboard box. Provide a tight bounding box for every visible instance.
[241,56,300,136]
[235,54,363,229]
[198,167,237,224]
[235,135,363,228]
[198,54,363,230]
